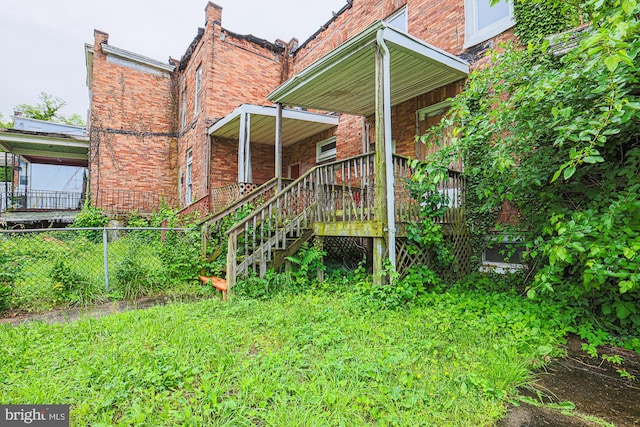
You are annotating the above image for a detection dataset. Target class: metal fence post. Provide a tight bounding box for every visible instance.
[103,227,110,292]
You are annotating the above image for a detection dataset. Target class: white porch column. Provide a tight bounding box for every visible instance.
[238,111,247,183]
[244,113,252,183]
[275,102,283,191]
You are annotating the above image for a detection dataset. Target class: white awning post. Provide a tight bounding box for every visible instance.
[275,103,283,191]
[238,111,247,183]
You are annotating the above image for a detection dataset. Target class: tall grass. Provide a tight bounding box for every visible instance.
[0,288,568,426]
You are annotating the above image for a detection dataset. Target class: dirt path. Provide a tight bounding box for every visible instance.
[0,294,210,325]
[498,334,640,427]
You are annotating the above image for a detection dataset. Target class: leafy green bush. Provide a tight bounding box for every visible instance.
[50,259,100,306]
[234,243,326,299]
[420,0,639,337]
[71,205,108,242]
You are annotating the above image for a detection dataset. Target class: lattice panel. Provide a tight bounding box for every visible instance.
[396,211,472,280]
[396,238,433,279]
[323,236,369,270]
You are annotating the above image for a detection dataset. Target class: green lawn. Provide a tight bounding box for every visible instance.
[0,288,568,426]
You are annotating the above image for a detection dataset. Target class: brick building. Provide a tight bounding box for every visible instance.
[85,0,516,214]
[85,0,519,281]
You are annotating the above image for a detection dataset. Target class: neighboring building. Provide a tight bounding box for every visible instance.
[85,0,519,282]
[0,115,89,226]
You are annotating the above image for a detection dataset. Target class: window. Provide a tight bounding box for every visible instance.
[185,149,193,205]
[181,88,187,129]
[195,65,202,114]
[385,6,407,32]
[464,0,514,48]
[481,235,525,273]
[316,137,337,163]
[417,100,463,171]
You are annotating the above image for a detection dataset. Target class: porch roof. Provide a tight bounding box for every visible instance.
[207,104,339,146]
[0,129,89,167]
[267,21,469,116]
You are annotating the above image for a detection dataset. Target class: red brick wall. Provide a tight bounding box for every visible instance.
[210,137,239,188]
[175,2,286,207]
[89,0,520,215]
[88,30,178,212]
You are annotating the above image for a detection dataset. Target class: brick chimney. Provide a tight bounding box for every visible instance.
[205,2,223,27]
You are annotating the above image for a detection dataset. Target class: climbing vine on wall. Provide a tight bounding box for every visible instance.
[421,0,640,335]
[512,0,585,44]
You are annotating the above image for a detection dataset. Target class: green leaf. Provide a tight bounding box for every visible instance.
[615,302,632,320]
[604,55,621,72]
[619,280,634,294]
[551,169,562,183]
[563,166,576,180]
[582,156,604,164]
[622,0,637,15]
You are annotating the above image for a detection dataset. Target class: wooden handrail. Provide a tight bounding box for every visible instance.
[225,152,375,236]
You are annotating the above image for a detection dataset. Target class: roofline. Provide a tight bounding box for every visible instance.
[0,130,89,146]
[208,104,339,136]
[268,22,469,104]
[294,0,354,54]
[101,44,175,73]
[10,115,87,131]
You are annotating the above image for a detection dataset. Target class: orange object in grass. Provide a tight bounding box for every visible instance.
[199,276,228,292]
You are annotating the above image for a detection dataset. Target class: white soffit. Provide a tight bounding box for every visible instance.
[207,104,339,146]
[268,21,469,116]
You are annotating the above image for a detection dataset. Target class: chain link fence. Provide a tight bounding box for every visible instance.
[0,227,202,312]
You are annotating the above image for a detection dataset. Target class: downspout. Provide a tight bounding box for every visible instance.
[275,103,283,191]
[376,28,397,271]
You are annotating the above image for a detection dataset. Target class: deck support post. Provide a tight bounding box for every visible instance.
[373,28,396,285]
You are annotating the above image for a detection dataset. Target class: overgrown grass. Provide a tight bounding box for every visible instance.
[0,287,569,426]
[0,230,205,313]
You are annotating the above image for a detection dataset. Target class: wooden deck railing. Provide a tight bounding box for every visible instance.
[225,153,376,287]
[224,152,464,288]
[200,177,285,257]
[392,154,464,224]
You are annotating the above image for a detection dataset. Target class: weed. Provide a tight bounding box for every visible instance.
[0,288,569,426]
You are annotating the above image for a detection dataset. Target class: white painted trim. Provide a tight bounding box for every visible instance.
[463,0,515,48]
[207,104,338,136]
[101,43,175,74]
[316,136,337,163]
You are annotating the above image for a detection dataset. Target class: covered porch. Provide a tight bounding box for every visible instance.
[206,104,339,212]
[264,21,469,279]
[0,128,89,223]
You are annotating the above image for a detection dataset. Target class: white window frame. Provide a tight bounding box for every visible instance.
[464,0,515,48]
[194,65,202,114]
[316,136,337,163]
[185,149,193,205]
[384,6,408,32]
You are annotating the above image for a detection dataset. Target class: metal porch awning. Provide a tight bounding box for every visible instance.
[207,104,339,146]
[267,21,469,115]
[0,130,89,167]
[208,104,339,183]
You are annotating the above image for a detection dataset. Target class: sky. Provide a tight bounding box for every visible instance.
[0,0,348,122]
